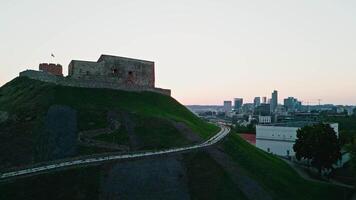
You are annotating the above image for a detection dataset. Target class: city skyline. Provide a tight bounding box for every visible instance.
[191,93,353,107]
[1,0,356,105]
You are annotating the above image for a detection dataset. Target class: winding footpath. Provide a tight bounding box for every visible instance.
[0,125,230,180]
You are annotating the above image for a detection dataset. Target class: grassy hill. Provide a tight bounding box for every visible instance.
[0,133,351,200]
[0,77,218,169]
[0,77,353,199]
[222,132,352,200]
[0,77,217,137]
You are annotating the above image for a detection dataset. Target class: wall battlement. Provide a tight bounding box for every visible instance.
[19,70,171,96]
[39,63,63,76]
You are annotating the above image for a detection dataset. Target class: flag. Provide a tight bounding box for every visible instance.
[51,53,55,58]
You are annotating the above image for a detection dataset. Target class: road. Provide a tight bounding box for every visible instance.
[0,125,230,180]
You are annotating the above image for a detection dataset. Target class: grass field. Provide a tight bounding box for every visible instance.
[0,77,218,138]
[133,115,191,150]
[183,151,248,200]
[0,77,218,168]
[223,132,353,200]
[0,132,352,200]
[92,129,130,145]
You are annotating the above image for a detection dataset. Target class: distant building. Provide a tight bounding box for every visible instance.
[345,106,355,116]
[223,101,232,113]
[284,97,302,112]
[242,103,254,114]
[256,122,339,157]
[254,97,261,107]
[275,105,288,116]
[234,98,243,111]
[270,90,278,113]
[258,115,271,124]
[262,97,267,104]
[255,103,271,116]
[336,106,345,114]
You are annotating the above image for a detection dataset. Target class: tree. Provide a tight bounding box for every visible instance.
[293,123,341,175]
[349,141,356,186]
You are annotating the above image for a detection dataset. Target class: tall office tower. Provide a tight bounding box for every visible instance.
[254,97,261,107]
[234,98,243,110]
[270,90,278,113]
[223,101,232,113]
[262,97,267,104]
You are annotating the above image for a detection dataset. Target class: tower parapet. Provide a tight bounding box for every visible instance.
[39,63,63,76]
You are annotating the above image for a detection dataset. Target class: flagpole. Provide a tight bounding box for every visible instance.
[51,53,55,64]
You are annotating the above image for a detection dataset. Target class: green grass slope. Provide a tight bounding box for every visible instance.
[1,77,351,200]
[0,77,217,138]
[183,151,248,200]
[223,132,352,200]
[1,137,351,200]
[0,77,218,168]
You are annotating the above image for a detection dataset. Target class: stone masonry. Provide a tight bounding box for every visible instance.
[39,63,63,76]
[20,54,171,96]
[68,55,155,88]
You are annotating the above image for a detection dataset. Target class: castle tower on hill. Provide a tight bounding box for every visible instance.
[68,55,155,88]
[21,54,170,96]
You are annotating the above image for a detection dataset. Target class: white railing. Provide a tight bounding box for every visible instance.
[1,126,230,179]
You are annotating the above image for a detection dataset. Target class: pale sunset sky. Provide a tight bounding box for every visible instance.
[1,0,355,105]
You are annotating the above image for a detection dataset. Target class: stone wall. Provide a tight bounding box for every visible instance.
[20,70,59,82]
[39,63,63,76]
[68,55,155,88]
[19,70,171,96]
[68,60,105,78]
[99,55,155,88]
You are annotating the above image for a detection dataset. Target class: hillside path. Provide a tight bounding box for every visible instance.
[281,158,353,189]
[0,125,230,181]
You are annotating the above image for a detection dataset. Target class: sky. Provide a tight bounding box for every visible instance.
[1,0,355,105]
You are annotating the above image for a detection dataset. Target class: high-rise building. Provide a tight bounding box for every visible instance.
[284,97,302,112]
[270,90,278,113]
[234,98,243,111]
[254,97,261,107]
[255,103,271,116]
[223,101,232,113]
[242,103,254,114]
[262,97,267,104]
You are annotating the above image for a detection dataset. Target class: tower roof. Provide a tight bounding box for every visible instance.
[97,54,154,64]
